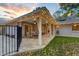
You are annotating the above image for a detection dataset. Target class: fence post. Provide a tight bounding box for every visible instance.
[17,26,22,51]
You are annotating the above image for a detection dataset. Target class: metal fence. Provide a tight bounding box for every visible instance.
[0,25,22,56]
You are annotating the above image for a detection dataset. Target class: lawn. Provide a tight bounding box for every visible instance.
[15,36,79,56]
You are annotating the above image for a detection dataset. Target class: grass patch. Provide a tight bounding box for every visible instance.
[15,36,79,56]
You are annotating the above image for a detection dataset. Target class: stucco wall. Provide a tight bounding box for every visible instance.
[58,24,79,37]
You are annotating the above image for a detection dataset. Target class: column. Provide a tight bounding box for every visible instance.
[49,24,52,37]
[53,24,55,36]
[22,25,25,37]
[37,19,42,46]
[46,23,48,36]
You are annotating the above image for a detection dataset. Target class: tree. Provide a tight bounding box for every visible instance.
[53,3,79,21]
[59,3,79,16]
[53,9,66,21]
[59,3,79,10]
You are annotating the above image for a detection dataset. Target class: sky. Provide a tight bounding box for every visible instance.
[36,3,60,14]
[0,3,60,20]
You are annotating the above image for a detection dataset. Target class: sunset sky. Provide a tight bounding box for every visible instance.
[0,3,60,20]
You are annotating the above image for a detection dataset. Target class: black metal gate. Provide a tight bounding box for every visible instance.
[0,25,22,56]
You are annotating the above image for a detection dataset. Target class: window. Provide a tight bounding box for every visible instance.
[72,24,79,31]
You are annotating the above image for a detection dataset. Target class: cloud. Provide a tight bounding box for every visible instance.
[0,3,37,19]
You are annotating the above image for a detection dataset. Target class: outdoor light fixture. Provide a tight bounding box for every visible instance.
[73,24,77,27]
[34,21,37,24]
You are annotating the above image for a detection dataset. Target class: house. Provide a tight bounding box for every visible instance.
[58,15,79,37]
[7,7,59,47]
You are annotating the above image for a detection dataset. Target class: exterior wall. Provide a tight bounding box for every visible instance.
[58,24,79,37]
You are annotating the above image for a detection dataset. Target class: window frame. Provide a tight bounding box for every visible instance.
[72,23,79,31]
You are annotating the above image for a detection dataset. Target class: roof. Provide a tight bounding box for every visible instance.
[59,15,79,24]
[6,7,59,25]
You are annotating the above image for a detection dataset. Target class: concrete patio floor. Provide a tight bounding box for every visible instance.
[19,35,55,52]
